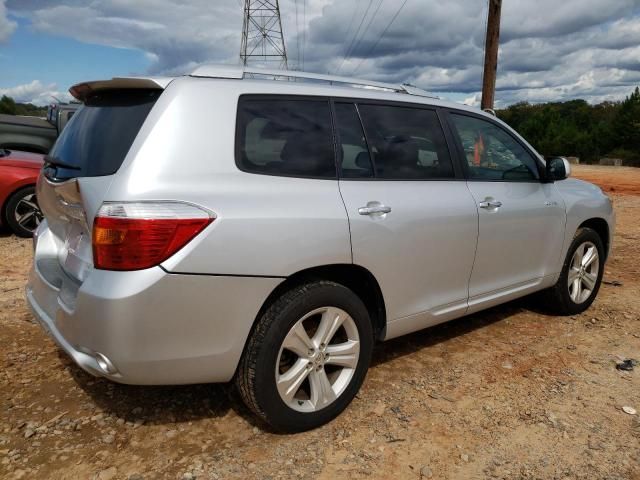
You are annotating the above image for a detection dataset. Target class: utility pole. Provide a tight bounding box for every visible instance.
[240,0,288,70]
[481,0,502,110]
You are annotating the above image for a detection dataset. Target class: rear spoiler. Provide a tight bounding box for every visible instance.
[69,77,174,102]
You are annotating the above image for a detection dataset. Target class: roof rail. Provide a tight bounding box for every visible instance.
[189,64,438,99]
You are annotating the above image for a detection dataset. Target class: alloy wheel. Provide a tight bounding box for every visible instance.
[567,241,599,304]
[13,193,42,234]
[275,306,360,413]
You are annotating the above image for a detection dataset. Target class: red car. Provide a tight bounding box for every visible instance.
[0,149,43,237]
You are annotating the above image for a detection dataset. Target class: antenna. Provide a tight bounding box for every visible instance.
[240,0,288,70]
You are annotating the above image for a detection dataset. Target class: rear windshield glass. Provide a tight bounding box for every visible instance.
[45,89,160,181]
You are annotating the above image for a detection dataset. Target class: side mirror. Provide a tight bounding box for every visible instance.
[546,157,571,181]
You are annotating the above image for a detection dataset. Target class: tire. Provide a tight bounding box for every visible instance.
[236,281,373,432]
[542,227,605,315]
[4,186,42,238]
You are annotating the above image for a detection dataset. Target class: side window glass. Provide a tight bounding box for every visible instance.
[334,103,373,178]
[236,99,336,178]
[357,105,454,179]
[449,113,540,181]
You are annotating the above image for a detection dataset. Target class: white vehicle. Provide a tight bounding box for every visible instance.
[27,66,615,431]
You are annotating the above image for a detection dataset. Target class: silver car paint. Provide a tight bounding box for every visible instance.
[554,178,615,259]
[107,78,353,276]
[26,72,616,385]
[27,249,281,384]
[465,181,566,298]
[339,180,478,339]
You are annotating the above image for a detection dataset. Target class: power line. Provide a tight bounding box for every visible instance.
[340,0,363,60]
[345,0,385,71]
[335,0,375,74]
[351,0,410,75]
[336,0,375,74]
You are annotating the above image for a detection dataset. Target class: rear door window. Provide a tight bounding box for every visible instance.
[357,104,454,180]
[334,103,373,178]
[236,98,336,178]
[45,89,160,181]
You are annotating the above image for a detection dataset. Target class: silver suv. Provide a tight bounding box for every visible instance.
[27,66,615,432]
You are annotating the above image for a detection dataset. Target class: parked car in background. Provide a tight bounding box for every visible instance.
[27,66,615,432]
[0,102,79,154]
[0,149,43,237]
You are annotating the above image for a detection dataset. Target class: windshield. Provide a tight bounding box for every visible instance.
[45,89,160,181]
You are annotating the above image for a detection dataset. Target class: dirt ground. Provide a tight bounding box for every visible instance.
[1,165,638,480]
[566,165,640,196]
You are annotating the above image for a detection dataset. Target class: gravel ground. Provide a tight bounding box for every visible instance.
[1,165,639,480]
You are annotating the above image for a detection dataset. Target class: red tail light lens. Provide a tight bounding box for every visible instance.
[92,202,214,271]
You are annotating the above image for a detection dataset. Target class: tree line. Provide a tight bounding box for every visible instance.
[497,87,640,166]
[0,95,48,117]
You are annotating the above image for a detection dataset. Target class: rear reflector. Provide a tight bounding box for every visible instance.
[92,202,214,271]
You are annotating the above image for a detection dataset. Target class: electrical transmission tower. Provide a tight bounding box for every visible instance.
[240,0,288,70]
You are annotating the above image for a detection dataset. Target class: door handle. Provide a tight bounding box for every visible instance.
[358,205,391,215]
[479,200,502,209]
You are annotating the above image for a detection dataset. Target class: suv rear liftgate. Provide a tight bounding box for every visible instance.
[27,82,167,377]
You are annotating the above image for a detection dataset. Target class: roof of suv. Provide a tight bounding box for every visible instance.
[68,64,485,117]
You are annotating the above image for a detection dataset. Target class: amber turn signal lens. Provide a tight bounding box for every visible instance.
[92,202,214,271]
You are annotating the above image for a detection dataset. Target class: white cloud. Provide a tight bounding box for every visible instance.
[463,92,481,107]
[23,1,243,73]
[12,0,330,73]
[0,0,16,42]
[5,0,640,105]
[500,0,638,40]
[0,80,72,105]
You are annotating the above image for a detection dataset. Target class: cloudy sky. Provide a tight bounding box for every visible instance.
[1,0,639,106]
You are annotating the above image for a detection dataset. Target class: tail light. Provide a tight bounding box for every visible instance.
[92,202,214,271]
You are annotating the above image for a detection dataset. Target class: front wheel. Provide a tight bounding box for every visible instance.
[542,227,605,315]
[236,281,373,432]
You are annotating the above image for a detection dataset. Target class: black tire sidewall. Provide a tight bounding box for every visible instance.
[5,186,37,238]
[252,283,373,432]
[557,228,605,315]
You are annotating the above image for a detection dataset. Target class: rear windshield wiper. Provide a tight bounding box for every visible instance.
[44,155,81,170]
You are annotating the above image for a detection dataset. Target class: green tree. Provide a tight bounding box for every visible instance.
[0,95,48,117]
[0,95,17,115]
[496,88,640,166]
[614,87,640,151]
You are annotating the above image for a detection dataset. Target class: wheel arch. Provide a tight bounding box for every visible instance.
[256,264,387,342]
[578,218,610,260]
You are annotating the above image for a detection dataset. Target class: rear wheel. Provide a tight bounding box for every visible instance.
[542,227,604,315]
[5,186,42,237]
[236,281,373,432]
